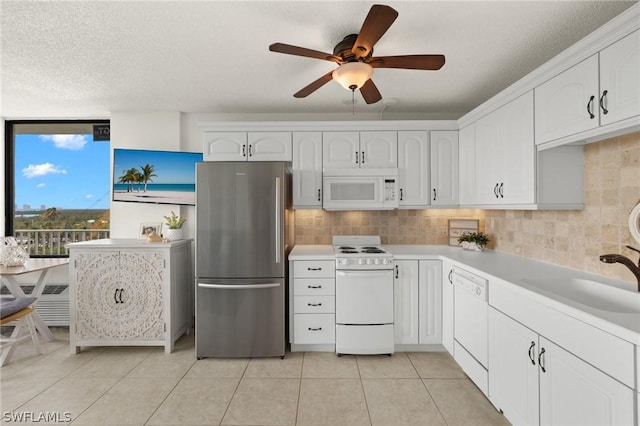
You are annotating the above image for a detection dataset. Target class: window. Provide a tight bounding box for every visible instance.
[4,120,111,256]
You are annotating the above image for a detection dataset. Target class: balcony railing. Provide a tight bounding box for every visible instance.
[13,229,110,256]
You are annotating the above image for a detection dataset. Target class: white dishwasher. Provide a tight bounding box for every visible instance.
[452,267,489,395]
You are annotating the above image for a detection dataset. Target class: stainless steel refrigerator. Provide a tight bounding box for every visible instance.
[195,162,292,358]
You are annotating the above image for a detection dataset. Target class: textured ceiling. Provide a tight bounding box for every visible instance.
[1,1,637,119]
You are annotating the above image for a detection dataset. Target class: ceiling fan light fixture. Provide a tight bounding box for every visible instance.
[332,62,373,91]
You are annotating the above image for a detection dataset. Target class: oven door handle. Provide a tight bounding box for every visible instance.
[337,270,392,278]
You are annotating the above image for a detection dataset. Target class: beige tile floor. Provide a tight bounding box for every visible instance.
[0,328,511,425]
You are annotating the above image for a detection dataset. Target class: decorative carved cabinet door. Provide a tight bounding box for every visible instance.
[74,250,165,340]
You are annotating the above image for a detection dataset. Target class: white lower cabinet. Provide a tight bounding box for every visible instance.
[488,307,635,426]
[393,260,419,344]
[289,260,336,351]
[441,260,454,354]
[393,259,442,347]
[68,240,192,353]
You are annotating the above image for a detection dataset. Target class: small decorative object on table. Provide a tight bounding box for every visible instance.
[0,237,29,266]
[146,231,164,242]
[163,211,186,241]
[458,232,490,251]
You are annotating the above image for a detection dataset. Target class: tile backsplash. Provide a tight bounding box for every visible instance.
[293,130,640,285]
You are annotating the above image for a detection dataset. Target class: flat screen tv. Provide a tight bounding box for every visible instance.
[112,148,202,206]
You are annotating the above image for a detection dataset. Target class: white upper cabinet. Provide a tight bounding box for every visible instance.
[247,132,292,161]
[203,132,247,161]
[203,131,292,161]
[359,131,398,168]
[599,29,640,126]
[458,124,476,205]
[430,131,459,206]
[322,132,360,169]
[397,131,430,208]
[536,30,640,145]
[535,55,600,145]
[323,131,397,169]
[475,91,535,205]
[292,132,323,208]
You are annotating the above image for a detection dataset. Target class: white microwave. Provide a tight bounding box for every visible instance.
[323,168,399,210]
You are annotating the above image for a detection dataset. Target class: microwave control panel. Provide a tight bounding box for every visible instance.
[384,179,396,201]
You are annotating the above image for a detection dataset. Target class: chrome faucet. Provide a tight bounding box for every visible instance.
[599,245,640,291]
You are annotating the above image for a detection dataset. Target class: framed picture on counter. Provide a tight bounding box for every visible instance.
[139,222,162,239]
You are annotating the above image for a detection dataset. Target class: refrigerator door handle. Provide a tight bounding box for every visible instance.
[198,282,281,290]
[275,176,281,264]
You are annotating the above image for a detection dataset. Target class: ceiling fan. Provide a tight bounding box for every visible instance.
[269,4,445,104]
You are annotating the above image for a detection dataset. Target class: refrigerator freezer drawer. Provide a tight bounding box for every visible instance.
[196,278,285,358]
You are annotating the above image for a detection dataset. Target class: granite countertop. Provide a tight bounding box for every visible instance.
[289,244,640,345]
[66,238,193,248]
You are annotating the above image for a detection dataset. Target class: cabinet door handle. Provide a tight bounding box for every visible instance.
[499,182,504,198]
[448,269,453,284]
[433,188,437,201]
[538,347,546,373]
[308,327,322,331]
[355,151,359,164]
[114,289,119,304]
[242,144,246,157]
[317,189,321,201]
[361,151,365,164]
[249,144,253,157]
[119,289,124,303]
[400,188,403,201]
[307,303,322,307]
[587,95,595,119]
[599,90,608,115]
[395,265,399,279]
[307,267,322,271]
[493,183,499,198]
[528,341,536,365]
[308,285,322,289]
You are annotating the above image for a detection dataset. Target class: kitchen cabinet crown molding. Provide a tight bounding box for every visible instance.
[457,3,639,128]
[198,120,458,132]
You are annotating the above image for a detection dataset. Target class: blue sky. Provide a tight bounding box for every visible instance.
[15,134,111,210]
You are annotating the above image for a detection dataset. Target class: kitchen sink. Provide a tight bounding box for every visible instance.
[521,277,640,314]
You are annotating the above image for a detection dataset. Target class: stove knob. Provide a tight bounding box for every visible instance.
[374,258,380,264]
[474,286,481,296]
[367,258,373,265]
[381,258,388,265]
[340,259,348,265]
[358,259,365,265]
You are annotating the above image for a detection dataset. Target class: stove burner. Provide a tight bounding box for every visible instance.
[340,250,359,254]
[361,249,385,254]
[339,246,356,250]
[361,246,379,250]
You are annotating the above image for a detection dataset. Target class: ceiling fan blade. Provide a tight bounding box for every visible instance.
[360,79,382,104]
[269,43,341,63]
[294,71,335,98]
[352,5,398,59]
[370,55,446,70]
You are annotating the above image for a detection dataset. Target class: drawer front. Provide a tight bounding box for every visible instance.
[293,261,335,278]
[294,278,335,296]
[294,314,335,344]
[294,296,335,314]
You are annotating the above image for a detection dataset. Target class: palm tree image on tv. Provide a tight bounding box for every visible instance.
[112,149,202,206]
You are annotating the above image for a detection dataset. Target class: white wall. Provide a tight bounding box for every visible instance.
[110,111,186,238]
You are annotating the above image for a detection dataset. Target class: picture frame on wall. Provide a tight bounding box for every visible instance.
[139,222,162,239]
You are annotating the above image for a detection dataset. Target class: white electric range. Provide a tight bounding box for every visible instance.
[333,236,395,356]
